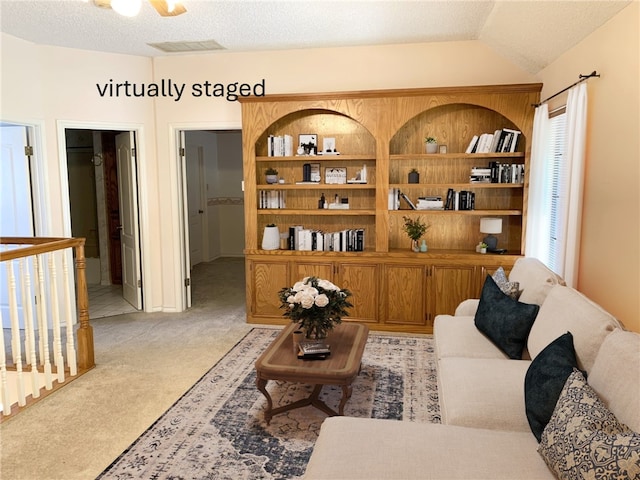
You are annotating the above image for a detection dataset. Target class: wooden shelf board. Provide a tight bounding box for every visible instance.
[389,209,522,216]
[258,209,376,216]
[390,153,525,160]
[390,183,523,189]
[257,154,375,162]
[259,183,375,190]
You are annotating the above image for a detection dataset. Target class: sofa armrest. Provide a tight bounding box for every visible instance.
[454,299,480,316]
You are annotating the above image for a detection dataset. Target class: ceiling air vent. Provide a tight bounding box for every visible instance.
[148,40,225,53]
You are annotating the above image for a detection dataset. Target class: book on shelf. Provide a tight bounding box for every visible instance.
[416,196,444,210]
[488,162,525,183]
[267,134,293,157]
[465,135,479,154]
[388,188,400,210]
[444,188,475,211]
[286,225,365,252]
[466,128,522,154]
[400,191,416,210]
[259,190,286,209]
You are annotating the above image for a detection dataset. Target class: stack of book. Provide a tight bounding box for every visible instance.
[470,167,492,183]
[297,341,331,360]
[416,196,444,210]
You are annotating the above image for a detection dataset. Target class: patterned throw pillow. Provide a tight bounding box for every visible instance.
[492,266,521,299]
[538,369,640,480]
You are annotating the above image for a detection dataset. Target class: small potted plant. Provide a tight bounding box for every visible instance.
[402,215,430,252]
[265,167,278,184]
[408,168,419,184]
[424,136,438,154]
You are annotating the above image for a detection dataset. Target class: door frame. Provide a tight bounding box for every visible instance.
[169,121,241,311]
[56,120,150,311]
[0,118,49,235]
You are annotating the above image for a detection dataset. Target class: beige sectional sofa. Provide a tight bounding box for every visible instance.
[304,258,640,479]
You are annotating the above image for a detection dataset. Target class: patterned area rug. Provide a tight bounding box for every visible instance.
[99,328,440,480]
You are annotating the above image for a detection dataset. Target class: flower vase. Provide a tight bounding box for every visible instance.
[411,239,420,252]
[261,225,280,250]
[301,322,329,341]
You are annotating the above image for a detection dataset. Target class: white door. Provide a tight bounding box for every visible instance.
[0,125,34,327]
[186,145,205,267]
[115,132,142,309]
[178,131,192,308]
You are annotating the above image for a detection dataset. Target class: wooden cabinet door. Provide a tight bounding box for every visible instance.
[336,262,380,324]
[291,261,334,283]
[383,264,427,326]
[248,259,290,319]
[428,264,476,319]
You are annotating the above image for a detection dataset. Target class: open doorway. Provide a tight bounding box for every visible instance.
[64,128,142,318]
[178,129,245,309]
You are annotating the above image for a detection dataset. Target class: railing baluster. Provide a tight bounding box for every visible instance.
[21,257,40,399]
[62,251,77,376]
[35,255,53,390]
[0,310,10,415]
[49,252,65,383]
[6,259,26,406]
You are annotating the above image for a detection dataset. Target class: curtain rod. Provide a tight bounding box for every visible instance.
[533,71,600,107]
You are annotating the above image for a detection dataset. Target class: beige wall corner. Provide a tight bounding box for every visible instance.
[538,2,639,332]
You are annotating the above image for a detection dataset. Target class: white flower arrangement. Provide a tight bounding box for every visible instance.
[279,276,352,339]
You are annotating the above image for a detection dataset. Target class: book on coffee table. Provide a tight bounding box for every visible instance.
[298,341,331,359]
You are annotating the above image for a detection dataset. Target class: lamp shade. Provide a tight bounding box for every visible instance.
[480,217,502,234]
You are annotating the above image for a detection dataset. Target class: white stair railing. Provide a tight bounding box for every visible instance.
[0,237,94,418]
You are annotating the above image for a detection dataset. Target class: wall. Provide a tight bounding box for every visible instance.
[214,131,244,257]
[0,33,163,310]
[538,2,639,332]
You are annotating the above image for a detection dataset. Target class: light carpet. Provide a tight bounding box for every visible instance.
[99,327,440,480]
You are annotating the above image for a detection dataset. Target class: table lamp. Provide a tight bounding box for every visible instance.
[480,217,503,252]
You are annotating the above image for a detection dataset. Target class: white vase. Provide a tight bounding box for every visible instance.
[425,143,438,154]
[261,225,280,250]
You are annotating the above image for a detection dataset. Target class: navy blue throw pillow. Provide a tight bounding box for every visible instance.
[524,332,580,442]
[474,275,540,359]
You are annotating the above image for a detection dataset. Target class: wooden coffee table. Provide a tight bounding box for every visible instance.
[255,322,369,425]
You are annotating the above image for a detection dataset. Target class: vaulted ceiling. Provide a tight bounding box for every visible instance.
[0,0,631,74]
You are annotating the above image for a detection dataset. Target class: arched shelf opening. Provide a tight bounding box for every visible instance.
[256,108,376,158]
[390,103,524,155]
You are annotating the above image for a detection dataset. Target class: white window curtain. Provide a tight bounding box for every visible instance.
[525,103,551,263]
[526,83,588,287]
[561,83,588,287]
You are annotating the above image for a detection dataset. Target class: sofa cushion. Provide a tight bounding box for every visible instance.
[438,357,531,432]
[474,275,540,359]
[434,315,512,360]
[509,257,565,305]
[588,329,640,432]
[527,285,622,372]
[492,266,521,299]
[538,369,640,480]
[304,418,553,479]
[524,332,579,442]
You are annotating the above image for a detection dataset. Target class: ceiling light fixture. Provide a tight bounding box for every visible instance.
[110,0,142,17]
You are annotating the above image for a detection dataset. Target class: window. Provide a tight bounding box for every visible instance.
[545,110,568,274]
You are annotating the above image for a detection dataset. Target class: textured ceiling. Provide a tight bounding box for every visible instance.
[0,0,631,74]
